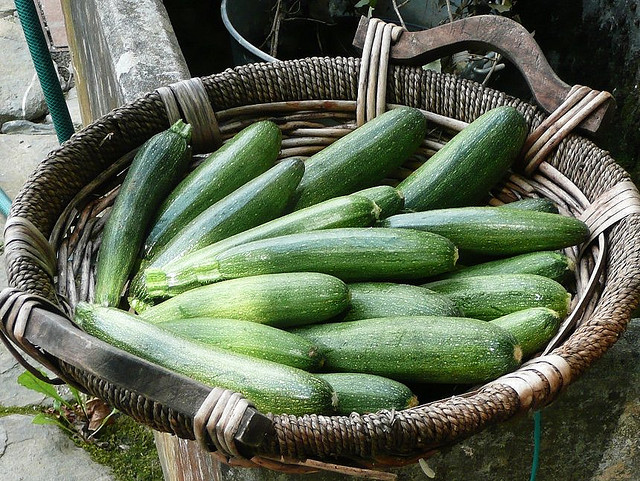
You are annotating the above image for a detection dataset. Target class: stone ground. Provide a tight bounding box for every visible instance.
[1,1,640,481]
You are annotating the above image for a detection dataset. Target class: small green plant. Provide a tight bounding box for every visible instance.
[17,369,117,442]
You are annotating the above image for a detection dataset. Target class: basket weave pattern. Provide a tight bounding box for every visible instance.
[3,56,640,473]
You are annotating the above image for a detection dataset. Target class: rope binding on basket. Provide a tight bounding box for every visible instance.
[0,287,68,385]
[156,77,222,153]
[356,18,404,126]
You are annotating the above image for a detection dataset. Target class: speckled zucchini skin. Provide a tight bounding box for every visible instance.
[490,307,562,358]
[140,272,350,329]
[143,120,281,258]
[190,227,458,284]
[74,303,336,416]
[422,273,571,321]
[94,120,192,307]
[290,107,427,210]
[382,206,589,256]
[438,251,574,283]
[155,317,325,371]
[397,106,528,211]
[339,282,461,321]
[292,316,522,384]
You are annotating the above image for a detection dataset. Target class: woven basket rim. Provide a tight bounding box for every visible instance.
[4,55,640,470]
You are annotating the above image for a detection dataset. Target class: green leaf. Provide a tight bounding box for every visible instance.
[17,370,69,407]
[31,413,75,435]
[355,0,373,7]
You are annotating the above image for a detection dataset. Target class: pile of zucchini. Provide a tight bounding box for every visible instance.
[74,105,589,417]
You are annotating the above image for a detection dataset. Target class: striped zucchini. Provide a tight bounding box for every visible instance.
[292,316,522,384]
[290,107,427,210]
[140,272,350,328]
[140,195,381,300]
[147,228,458,286]
[94,120,192,307]
[490,307,562,358]
[438,251,574,283]
[382,207,589,256]
[397,106,528,211]
[155,317,325,371]
[143,120,281,258]
[74,303,336,415]
[317,373,418,414]
[340,282,461,321]
[422,274,571,321]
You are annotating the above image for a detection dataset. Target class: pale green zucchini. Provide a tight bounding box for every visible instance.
[74,303,336,415]
[490,307,562,358]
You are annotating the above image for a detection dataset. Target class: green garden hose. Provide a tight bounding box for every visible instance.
[1,0,76,217]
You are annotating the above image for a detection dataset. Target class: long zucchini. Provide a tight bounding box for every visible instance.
[140,272,350,328]
[397,106,528,211]
[422,274,571,320]
[381,207,589,256]
[94,120,192,307]
[351,185,405,218]
[140,195,381,300]
[143,120,281,258]
[129,157,305,310]
[74,303,336,415]
[316,373,418,415]
[339,282,461,321]
[152,228,458,286]
[155,317,325,371]
[291,316,522,384]
[290,107,427,210]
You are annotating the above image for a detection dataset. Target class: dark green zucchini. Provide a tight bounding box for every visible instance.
[317,373,418,414]
[340,282,461,321]
[143,120,281,258]
[291,316,522,384]
[150,228,458,286]
[155,317,325,371]
[397,106,528,211]
[438,251,574,283]
[351,185,405,218]
[139,195,381,300]
[290,107,427,210]
[422,274,571,320]
[140,272,350,329]
[490,307,562,358]
[381,206,589,256]
[94,120,192,307]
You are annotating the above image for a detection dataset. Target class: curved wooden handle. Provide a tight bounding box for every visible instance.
[353,15,614,134]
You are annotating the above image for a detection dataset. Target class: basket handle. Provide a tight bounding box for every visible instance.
[352,15,614,135]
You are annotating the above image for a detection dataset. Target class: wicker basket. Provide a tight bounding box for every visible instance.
[3,16,640,479]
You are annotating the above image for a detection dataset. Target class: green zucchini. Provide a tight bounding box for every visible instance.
[422,274,571,321]
[490,307,562,358]
[340,282,461,321]
[498,197,559,213]
[140,195,381,300]
[397,106,528,211]
[155,317,325,371]
[291,316,522,384]
[94,120,192,307]
[351,185,405,218]
[74,303,336,415]
[143,120,281,258]
[140,272,350,328]
[290,107,427,210]
[146,157,304,269]
[381,207,589,256]
[438,251,574,283]
[158,228,458,286]
[317,373,418,415]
